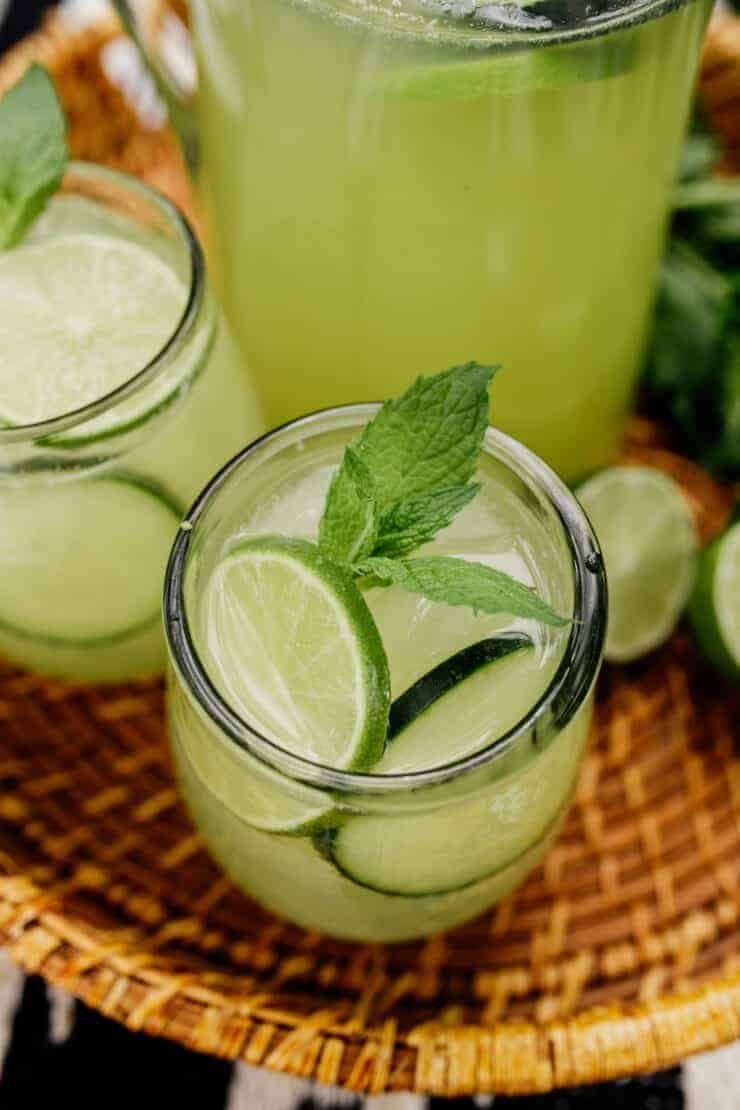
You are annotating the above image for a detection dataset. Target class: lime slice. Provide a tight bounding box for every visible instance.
[688,522,740,681]
[170,686,336,836]
[200,536,391,770]
[576,466,698,663]
[0,473,182,646]
[0,232,188,440]
[382,32,637,103]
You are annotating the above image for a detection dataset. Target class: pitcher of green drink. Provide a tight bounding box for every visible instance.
[114,0,710,479]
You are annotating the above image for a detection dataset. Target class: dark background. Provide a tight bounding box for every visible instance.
[0,3,689,1106]
[0,0,55,51]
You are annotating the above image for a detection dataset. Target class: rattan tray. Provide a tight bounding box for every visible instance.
[0,11,738,1097]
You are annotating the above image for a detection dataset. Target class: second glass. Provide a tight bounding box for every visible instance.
[0,164,263,683]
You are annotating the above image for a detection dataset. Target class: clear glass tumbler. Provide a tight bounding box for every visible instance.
[164,406,607,942]
[0,163,263,682]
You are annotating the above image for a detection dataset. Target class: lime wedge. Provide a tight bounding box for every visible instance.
[688,522,740,681]
[382,33,637,103]
[200,536,391,770]
[576,467,698,663]
[170,687,336,836]
[0,232,187,437]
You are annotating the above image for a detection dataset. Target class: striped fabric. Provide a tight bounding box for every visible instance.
[0,949,732,1109]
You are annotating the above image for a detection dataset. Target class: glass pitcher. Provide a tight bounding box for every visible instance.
[114,0,711,480]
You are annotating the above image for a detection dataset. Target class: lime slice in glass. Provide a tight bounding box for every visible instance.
[200,536,391,770]
[0,232,188,441]
[576,466,698,663]
[688,521,740,681]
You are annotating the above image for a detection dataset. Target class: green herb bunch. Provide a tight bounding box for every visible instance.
[643,119,740,478]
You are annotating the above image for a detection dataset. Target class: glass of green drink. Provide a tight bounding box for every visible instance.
[164,402,606,942]
[116,0,709,479]
[0,163,263,682]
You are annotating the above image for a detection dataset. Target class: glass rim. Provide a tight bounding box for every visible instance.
[164,404,607,796]
[296,0,687,47]
[0,161,205,446]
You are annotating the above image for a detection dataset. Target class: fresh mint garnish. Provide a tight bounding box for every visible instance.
[325,446,379,563]
[319,362,497,563]
[373,483,480,559]
[354,556,568,627]
[317,363,566,627]
[0,65,68,250]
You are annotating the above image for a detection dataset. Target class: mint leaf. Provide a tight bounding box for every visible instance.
[354,556,568,627]
[352,361,497,506]
[344,446,375,503]
[319,362,497,563]
[343,447,380,561]
[319,447,378,563]
[374,484,479,558]
[0,66,68,250]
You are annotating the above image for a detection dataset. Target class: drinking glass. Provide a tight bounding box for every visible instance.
[164,406,607,941]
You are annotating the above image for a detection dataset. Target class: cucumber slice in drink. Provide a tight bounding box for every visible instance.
[0,473,183,646]
[0,233,190,444]
[200,537,391,771]
[382,32,637,103]
[378,633,536,774]
[174,725,565,941]
[328,746,578,897]
[388,633,533,742]
[576,466,698,663]
[688,521,740,681]
[327,636,584,896]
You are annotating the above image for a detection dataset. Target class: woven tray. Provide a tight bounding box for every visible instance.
[0,11,738,1097]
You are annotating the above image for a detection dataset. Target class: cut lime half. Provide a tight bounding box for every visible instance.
[576,466,698,663]
[0,233,190,443]
[200,537,391,771]
[688,522,740,681]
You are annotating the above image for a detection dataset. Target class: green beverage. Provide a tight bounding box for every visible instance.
[165,372,606,942]
[0,163,263,682]
[179,0,707,479]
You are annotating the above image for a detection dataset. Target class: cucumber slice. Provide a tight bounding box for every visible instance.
[377,633,541,775]
[329,695,590,895]
[320,796,568,901]
[388,633,532,741]
[0,472,183,647]
[175,726,564,941]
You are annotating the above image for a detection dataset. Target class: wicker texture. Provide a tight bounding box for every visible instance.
[0,11,738,1096]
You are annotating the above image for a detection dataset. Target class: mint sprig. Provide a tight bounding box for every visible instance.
[373,483,479,559]
[354,556,568,627]
[318,363,567,627]
[319,362,497,563]
[0,65,69,250]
